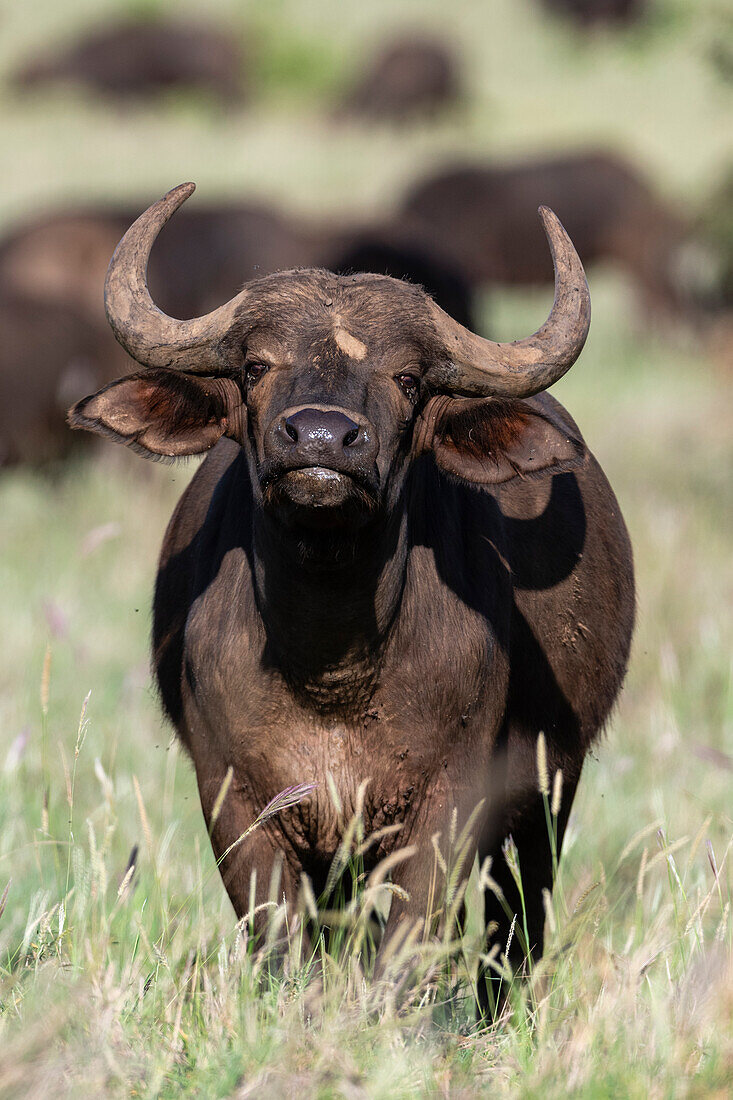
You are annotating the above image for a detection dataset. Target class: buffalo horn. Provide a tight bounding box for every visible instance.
[425,206,591,398]
[104,182,250,372]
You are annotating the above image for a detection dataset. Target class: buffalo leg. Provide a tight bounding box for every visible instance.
[374,795,486,980]
[476,771,580,1018]
[196,772,307,955]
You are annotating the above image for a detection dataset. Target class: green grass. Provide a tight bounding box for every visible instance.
[0,0,732,1095]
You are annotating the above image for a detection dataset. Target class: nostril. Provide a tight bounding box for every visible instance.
[284,421,298,443]
[343,428,359,447]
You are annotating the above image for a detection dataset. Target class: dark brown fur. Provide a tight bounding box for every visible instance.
[70,269,635,1012]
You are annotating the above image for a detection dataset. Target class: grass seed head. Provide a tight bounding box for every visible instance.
[536,731,549,797]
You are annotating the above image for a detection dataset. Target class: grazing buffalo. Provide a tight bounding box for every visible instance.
[12,19,246,105]
[69,184,634,1011]
[337,36,462,123]
[539,0,646,26]
[0,210,129,325]
[698,167,733,311]
[0,202,314,324]
[325,233,478,329]
[400,152,691,318]
[0,293,132,465]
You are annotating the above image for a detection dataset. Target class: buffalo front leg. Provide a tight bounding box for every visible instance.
[373,792,487,983]
[476,769,580,1018]
[195,767,306,956]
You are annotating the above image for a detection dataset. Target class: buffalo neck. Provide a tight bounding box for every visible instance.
[251,508,409,714]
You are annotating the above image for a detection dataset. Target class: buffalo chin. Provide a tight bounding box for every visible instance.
[264,467,377,530]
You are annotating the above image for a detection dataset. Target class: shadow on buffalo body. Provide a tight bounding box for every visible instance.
[335,34,463,124]
[10,17,248,106]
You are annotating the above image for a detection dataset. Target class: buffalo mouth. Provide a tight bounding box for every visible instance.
[263,465,379,529]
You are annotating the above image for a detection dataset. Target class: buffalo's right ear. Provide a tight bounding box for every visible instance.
[68,369,245,459]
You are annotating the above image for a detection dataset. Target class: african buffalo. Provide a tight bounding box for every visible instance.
[69,184,634,1011]
[400,152,691,318]
[337,36,462,123]
[12,19,246,105]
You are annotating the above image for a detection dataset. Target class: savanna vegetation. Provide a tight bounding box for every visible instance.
[0,0,731,1096]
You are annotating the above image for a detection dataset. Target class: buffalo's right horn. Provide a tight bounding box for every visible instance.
[104,182,250,372]
[425,206,591,399]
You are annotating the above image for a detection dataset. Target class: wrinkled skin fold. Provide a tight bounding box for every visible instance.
[69,186,634,1015]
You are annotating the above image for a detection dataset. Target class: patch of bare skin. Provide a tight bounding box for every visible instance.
[333,325,367,361]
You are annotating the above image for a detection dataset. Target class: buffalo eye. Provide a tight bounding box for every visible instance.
[395,373,420,401]
[245,362,269,387]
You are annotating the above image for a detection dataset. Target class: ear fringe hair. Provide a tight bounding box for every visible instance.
[438,399,531,464]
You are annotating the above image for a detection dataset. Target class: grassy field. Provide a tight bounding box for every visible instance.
[0,0,732,1096]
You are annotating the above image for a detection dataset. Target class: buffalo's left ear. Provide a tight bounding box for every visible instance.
[418,393,586,485]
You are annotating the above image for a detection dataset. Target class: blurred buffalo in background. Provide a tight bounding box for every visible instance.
[337,35,462,123]
[11,18,247,105]
[0,203,318,323]
[0,294,131,465]
[0,212,132,464]
[324,233,477,329]
[0,210,127,324]
[695,166,733,371]
[0,201,312,463]
[399,151,694,318]
[539,0,647,26]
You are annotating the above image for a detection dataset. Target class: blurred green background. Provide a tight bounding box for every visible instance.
[1,0,731,221]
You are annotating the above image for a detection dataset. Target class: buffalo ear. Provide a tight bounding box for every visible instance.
[68,369,245,459]
[422,393,585,485]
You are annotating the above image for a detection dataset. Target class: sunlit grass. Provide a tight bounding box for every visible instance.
[0,684,729,1096]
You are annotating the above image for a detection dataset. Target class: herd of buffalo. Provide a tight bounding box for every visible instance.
[10,3,647,109]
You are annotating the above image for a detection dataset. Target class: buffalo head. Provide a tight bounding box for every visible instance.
[69,183,590,534]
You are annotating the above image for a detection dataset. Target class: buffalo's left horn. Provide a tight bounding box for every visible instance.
[425,206,591,399]
[104,182,251,372]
